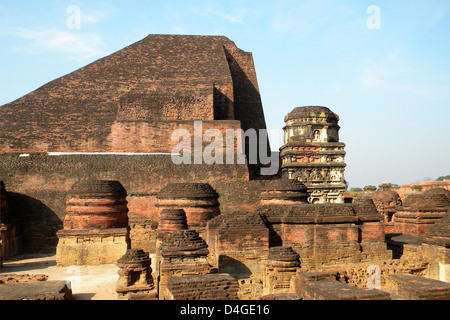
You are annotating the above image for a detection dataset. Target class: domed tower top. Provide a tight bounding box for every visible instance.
[285,106,340,122]
[283,106,341,144]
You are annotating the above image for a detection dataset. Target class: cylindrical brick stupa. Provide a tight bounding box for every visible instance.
[157,208,188,241]
[56,180,130,266]
[266,246,301,269]
[156,183,220,238]
[260,179,309,206]
[63,180,129,229]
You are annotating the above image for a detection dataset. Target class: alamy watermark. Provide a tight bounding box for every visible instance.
[366,5,381,30]
[366,265,381,289]
[66,265,82,291]
[170,121,280,176]
[66,5,81,30]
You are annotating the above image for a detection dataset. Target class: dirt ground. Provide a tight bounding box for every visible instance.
[0,253,120,300]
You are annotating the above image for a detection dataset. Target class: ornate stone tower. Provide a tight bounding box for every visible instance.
[280,106,347,204]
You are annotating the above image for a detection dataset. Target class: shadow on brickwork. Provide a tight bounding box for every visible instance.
[218,255,253,280]
[7,192,62,255]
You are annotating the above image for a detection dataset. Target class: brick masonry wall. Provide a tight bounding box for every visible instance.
[107,120,243,153]
[0,153,249,253]
[0,35,239,152]
[385,273,450,299]
[393,210,446,236]
[167,273,239,300]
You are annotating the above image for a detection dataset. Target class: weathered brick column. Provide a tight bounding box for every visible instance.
[280,106,347,204]
[56,180,130,266]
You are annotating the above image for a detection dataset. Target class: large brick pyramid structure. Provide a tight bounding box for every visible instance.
[0,34,267,153]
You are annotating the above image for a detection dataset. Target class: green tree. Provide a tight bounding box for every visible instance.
[436,175,450,181]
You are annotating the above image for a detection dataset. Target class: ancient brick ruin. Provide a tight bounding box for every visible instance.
[280,106,347,204]
[0,34,449,301]
[116,249,156,299]
[55,180,130,266]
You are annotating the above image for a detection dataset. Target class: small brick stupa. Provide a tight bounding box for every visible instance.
[371,183,402,232]
[156,183,220,239]
[264,246,300,295]
[154,208,190,282]
[159,229,212,299]
[56,180,130,266]
[157,208,188,242]
[260,179,309,206]
[116,249,156,299]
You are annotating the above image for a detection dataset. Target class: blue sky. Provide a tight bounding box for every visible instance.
[0,0,449,188]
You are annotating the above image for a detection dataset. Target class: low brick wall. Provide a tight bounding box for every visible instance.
[385,273,450,300]
[167,273,239,300]
[291,271,391,300]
